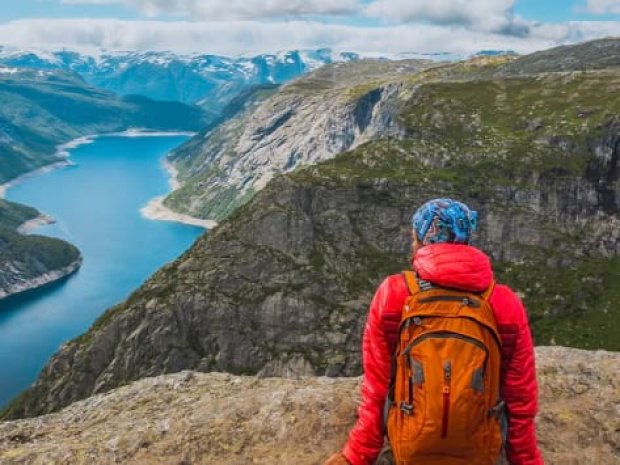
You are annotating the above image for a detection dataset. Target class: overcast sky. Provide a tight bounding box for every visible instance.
[0,0,617,55]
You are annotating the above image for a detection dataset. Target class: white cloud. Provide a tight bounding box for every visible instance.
[365,0,512,25]
[61,0,361,19]
[0,18,617,56]
[364,0,532,36]
[583,0,620,14]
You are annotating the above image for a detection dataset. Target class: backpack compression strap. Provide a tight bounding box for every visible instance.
[402,270,421,295]
[385,270,422,429]
[481,280,496,301]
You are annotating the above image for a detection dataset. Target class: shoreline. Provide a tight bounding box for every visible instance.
[109,129,197,139]
[17,214,56,234]
[140,196,218,229]
[163,158,181,191]
[0,130,215,230]
[1,129,213,230]
[0,160,74,199]
[140,156,219,230]
[0,129,202,301]
[0,129,196,200]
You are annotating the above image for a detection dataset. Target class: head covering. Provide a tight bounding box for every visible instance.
[412,198,478,245]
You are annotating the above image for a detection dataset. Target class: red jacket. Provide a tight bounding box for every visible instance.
[342,243,544,465]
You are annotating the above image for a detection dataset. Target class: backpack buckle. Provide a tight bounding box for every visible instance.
[399,401,414,415]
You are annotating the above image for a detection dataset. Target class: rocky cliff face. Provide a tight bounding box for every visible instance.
[3,40,619,420]
[164,59,432,220]
[0,347,618,465]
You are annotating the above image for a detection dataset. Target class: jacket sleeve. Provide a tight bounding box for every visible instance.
[342,278,394,465]
[495,286,544,465]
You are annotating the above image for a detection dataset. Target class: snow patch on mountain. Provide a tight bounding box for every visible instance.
[0,47,361,110]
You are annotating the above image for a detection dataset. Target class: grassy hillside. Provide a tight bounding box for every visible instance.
[0,228,80,278]
[0,198,38,230]
[287,67,620,347]
[496,37,620,75]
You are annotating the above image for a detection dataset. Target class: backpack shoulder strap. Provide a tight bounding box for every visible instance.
[402,270,421,296]
[481,280,496,301]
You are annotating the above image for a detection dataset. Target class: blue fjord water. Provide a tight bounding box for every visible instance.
[0,134,204,407]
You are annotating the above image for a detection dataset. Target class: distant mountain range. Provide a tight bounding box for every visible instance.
[0,49,361,118]
[0,48,520,118]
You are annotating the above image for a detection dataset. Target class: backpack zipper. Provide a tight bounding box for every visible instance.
[400,314,502,351]
[408,374,414,407]
[442,360,451,438]
[402,331,489,357]
[418,294,481,308]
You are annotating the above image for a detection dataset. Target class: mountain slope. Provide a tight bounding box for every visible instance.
[496,37,620,75]
[163,38,620,225]
[0,68,205,184]
[0,199,81,299]
[0,347,618,465]
[3,39,619,420]
[164,59,434,220]
[0,199,37,230]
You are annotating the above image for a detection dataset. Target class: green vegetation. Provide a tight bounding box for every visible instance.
[283,59,432,96]
[497,37,620,75]
[0,198,81,299]
[495,257,620,349]
[0,389,29,421]
[0,68,203,298]
[162,59,440,221]
[0,199,38,230]
[287,70,620,350]
[166,57,620,352]
[399,71,620,142]
[71,52,620,361]
[0,227,80,272]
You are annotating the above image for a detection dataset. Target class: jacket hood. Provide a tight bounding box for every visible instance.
[412,243,494,292]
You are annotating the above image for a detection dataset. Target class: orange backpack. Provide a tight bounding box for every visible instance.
[385,271,504,465]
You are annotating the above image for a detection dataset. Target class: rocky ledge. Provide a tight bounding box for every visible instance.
[0,346,617,465]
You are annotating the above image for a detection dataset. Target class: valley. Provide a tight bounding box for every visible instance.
[0,49,334,302]
[3,39,618,425]
[0,38,617,465]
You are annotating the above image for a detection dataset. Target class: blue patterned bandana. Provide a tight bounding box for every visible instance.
[412,198,478,245]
